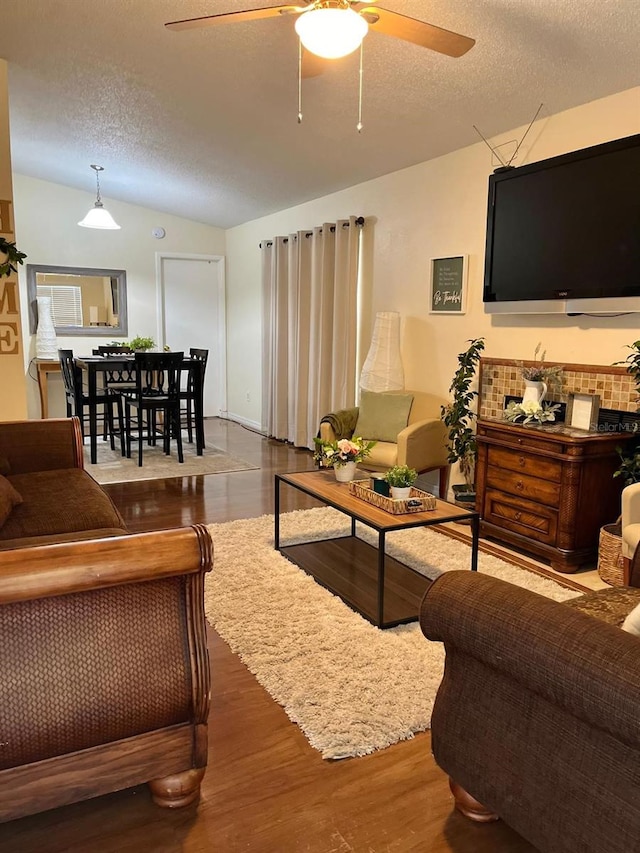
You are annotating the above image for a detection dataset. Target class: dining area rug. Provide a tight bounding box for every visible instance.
[205,507,581,760]
[84,441,258,484]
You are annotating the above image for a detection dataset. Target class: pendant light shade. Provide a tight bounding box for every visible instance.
[295,7,368,59]
[78,165,120,230]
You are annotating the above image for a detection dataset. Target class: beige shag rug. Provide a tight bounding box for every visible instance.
[205,507,580,760]
[84,442,258,484]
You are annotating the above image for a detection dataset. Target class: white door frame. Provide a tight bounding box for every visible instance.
[155,252,227,417]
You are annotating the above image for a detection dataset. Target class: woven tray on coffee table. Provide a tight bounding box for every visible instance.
[349,479,437,514]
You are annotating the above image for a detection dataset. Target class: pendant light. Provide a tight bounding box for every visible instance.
[78,164,121,230]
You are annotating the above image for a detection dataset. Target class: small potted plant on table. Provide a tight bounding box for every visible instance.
[385,465,418,500]
[128,335,156,352]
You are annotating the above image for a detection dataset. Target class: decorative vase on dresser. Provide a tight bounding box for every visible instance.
[521,380,547,404]
[475,418,632,573]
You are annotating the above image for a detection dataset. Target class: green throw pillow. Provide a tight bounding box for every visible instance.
[354,391,414,443]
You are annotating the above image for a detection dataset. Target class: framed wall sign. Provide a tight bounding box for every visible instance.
[566,392,600,431]
[429,255,467,314]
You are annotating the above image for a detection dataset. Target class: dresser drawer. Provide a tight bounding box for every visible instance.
[486,467,561,507]
[487,446,562,483]
[483,489,558,544]
[478,425,564,455]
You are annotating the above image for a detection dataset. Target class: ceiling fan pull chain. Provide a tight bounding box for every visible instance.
[357,41,364,133]
[297,39,303,124]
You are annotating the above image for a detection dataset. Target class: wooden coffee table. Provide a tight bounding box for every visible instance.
[275,470,479,629]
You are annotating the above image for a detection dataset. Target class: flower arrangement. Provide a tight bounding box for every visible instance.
[515,343,563,384]
[384,465,418,488]
[504,400,561,425]
[313,436,376,468]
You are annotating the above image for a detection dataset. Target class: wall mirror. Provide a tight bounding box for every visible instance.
[26,264,128,337]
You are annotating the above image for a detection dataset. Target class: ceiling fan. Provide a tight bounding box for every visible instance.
[165,0,475,65]
[166,1,475,131]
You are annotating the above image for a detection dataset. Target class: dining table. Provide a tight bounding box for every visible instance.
[74,354,205,464]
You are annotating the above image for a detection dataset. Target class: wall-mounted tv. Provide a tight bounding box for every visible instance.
[483,133,640,314]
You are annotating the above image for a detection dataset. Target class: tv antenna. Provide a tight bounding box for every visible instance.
[474,103,544,168]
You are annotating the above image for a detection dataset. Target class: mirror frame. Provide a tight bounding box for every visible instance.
[26,264,128,337]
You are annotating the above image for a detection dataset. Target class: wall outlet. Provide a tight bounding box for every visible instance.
[246,391,251,403]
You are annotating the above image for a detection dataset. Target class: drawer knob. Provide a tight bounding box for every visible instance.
[514,511,522,521]
[519,456,526,466]
[518,438,523,445]
[516,480,524,491]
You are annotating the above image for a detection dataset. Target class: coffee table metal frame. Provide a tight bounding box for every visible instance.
[275,471,479,629]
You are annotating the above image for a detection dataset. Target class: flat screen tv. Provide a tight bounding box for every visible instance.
[483,133,640,314]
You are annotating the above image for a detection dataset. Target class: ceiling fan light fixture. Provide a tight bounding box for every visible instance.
[294,7,368,59]
[78,164,121,230]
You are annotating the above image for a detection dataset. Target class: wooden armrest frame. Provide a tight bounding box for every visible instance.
[0,524,213,604]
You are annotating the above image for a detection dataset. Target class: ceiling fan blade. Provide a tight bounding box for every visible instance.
[302,50,327,78]
[361,7,475,57]
[165,5,305,32]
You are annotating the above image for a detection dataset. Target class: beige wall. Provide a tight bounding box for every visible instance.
[13,175,226,418]
[8,85,640,426]
[0,59,27,420]
[225,87,640,427]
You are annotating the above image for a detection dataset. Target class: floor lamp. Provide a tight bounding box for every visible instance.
[359,311,404,392]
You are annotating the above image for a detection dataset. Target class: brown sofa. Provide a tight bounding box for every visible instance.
[0,416,127,549]
[0,417,213,822]
[420,571,640,853]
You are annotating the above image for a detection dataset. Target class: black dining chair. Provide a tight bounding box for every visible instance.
[58,349,117,448]
[118,351,185,466]
[180,347,209,445]
[92,345,132,356]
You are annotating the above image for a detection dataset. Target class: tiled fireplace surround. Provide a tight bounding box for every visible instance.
[478,357,638,422]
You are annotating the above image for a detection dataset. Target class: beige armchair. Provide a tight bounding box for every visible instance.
[621,483,640,584]
[319,389,449,496]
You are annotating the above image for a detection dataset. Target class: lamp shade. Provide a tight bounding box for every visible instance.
[35,296,59,359]
[78,204,121,230]
[359,311,404,392]
[295,7,368,59]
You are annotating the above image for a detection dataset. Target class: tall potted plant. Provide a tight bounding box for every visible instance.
[614,340,640,484]
[441,337,485,504]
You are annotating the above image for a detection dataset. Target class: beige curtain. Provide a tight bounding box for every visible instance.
[261,216,362,449]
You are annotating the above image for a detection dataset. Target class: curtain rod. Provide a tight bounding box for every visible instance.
[259,216,365,249]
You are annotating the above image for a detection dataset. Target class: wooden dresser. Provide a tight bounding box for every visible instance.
[475,418,628,572]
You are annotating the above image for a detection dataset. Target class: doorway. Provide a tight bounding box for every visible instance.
[156,253,226,417]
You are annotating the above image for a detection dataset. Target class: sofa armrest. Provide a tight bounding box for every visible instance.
[0,524,213,779]
[622,484,640,560]
[0,417,83,474]
[397,418,448,472]
[622,483,640,527]
[421,571,640,749]
[0,524,212,603]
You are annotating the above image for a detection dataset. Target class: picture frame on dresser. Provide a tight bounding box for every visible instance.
[566,392,600,431]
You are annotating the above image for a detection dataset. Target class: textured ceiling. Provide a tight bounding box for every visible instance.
[0,0,638,228]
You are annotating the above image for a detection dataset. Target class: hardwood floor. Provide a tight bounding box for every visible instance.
[0,419,537,852]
